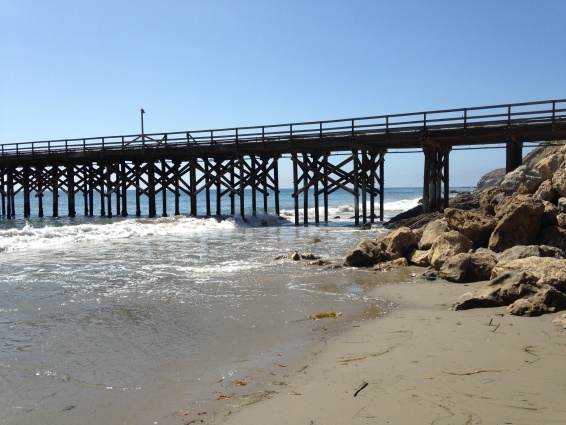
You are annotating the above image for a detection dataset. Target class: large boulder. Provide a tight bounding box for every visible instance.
[500,165,542,195]
[479,186,506,216]
[418,219,449,250]
[491,257,566,292]
[407,248,430,267]
[488,195,545,252]
[552,165,566,197]
[497,245,566,262]
[344,227,419,267]
[428,230,473,270]
[534,179,558,203]
[452,272,539,310]
[536,226,566,252]
[507,285,566,317]
[383,227,420,260]
[344,239,384,267]
[541,200,559,227]
[534,152,564,181]
[438,251,497,283]
[444,208,496,248]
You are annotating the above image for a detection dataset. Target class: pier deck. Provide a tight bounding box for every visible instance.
[1,99,565,224]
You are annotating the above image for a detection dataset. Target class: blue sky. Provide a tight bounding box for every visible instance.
[1,0,565,187]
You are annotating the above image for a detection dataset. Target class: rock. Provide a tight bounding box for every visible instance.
[536,226,566,252]
[558,197,566,213]
[557,213,566,229]
[479,186,506,215]
[552,312,566,329]
[418,219,449,250]
[374,258,409,270]
[552,165,566,197]
[300,252,321,260]
[344,227,419,267]
[438,252,497,283]
[289,251,301,261]
[523,141,566,167]
[447,191,481,210]
[507,285,566,316]
[541,200,558,227]
[444,208,496,248]
[491,257,566,292]
[343,239,384,267]
[384,227,420,260]
[535,179,558,203]
[534,152,564,181]
[358,222,372,230]
[452,272,539,310]
[407,248,430,267]
[488,195,544,252]
[500,165,542,195]
[423,269,437,281]
[308,259,332,266]
[428,230,473,270]
[476,168,506,190]
[497,245,566,262]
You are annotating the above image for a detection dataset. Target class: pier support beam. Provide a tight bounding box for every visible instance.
[422,142,451,213]
[506,140,523,173]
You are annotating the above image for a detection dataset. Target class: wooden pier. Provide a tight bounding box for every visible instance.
[1,99,565,224]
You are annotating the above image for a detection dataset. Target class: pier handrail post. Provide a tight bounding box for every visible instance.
[552,101,556,127]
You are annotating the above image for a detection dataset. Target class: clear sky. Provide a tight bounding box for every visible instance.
[1,0,565,188]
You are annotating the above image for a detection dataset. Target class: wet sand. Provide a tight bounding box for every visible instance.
[217,277,566,425]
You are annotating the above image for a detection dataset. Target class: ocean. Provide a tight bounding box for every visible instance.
[0,187,463,424]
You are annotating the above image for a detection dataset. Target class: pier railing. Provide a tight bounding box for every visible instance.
[1,99,565,159]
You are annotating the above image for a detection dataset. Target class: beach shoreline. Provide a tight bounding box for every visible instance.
[215,274,566,425]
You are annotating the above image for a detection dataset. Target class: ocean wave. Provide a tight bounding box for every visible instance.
[382,197,421,212]
[0,216,238,252]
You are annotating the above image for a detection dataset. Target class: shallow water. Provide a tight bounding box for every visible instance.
[0,187,446,424]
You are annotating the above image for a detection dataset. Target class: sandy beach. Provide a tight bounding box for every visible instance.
[217,274,566,425]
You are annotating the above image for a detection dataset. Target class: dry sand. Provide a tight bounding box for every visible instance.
[216,278,566,425]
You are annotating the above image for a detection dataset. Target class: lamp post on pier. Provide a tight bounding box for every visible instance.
[141,108,145,141]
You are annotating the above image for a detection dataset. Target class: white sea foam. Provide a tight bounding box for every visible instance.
[382,197,421,212]
[0,216,237,252]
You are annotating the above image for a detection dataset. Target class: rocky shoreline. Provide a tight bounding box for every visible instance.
[344,140,566,320]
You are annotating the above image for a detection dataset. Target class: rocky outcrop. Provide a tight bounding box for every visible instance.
[343,141,566,317]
